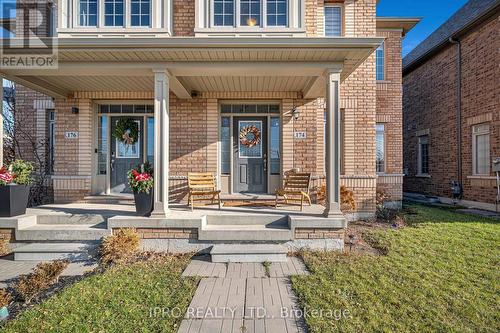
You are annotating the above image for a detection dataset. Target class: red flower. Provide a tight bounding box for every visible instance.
[0,171,13,184]
[134,172,151,182]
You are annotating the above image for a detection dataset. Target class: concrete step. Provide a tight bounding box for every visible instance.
[13,242,99,261]
[199,224,292,241]
[36,214,107,225]
[210,244,287,263]
[206,214,288,226]
[81,195,134,204]
[16,224,110,241]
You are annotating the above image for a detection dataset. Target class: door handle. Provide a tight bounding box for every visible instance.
[263,153,267,172]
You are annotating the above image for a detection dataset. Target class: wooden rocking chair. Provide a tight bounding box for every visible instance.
[275,172,312,211]
[187,172,221,211]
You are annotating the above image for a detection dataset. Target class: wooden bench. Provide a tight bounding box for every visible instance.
[187,172,221,211]
[275,172,312,211]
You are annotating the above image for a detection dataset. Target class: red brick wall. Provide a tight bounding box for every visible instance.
[173,0,195,36]
[403,16,499,204]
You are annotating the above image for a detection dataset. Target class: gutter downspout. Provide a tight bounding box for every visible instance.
[449,37,463,196]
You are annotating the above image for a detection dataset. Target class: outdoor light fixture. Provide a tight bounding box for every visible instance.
[292,106,300,120]
[246,18,257,26]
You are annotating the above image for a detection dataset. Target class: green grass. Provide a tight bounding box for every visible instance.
[292,204,500,333]
[2,255,198,333]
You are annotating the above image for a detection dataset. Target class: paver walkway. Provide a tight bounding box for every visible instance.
[179,256,309,333]
[0,256,97,288]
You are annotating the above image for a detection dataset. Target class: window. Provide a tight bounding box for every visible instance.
[418,135,429,175]
[48,110,55,174]
[324,5,342,36]
[376,42,385,80]
[267,0,287,26]
[97,116,108,175]
[240,0,261,26]
[473,124,490,175]
[131,0,150,26]
[146,117,154,164]
[214,0,234,26]
[270,117,280,174]
[220,117,231,174]
[104,0,124,26]
[79,0,98,26]
[376,123,385,173]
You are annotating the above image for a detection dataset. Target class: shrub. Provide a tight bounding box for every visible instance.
[0,238,9,256]
[100,228,140,266]
[9,160,34,186]
[340,185,357,212]
[0,288,12,308]
[13,260,69,303]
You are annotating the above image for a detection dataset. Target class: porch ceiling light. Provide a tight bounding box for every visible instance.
[246,18,257,27]
[292,106,300,120]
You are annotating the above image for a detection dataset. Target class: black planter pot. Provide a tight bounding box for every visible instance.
[133,191,153,216]
[0,185,30,217]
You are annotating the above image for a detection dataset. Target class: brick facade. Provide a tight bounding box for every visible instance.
[8,0,407,217]
[403,15,499,205]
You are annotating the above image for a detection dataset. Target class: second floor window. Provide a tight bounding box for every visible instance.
[376,42,385,80]
[80,0,98,26]
[131,0,150,26]
[212,0,289,28]
[324,5,342,36]
[105,0,124,26]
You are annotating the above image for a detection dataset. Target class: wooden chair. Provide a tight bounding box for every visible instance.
[275,172,312,211]
[187,172,221,211]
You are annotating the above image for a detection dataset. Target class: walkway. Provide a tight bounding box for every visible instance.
[179,256,309,333]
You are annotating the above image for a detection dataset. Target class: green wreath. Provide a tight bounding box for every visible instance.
[113,118,139,145]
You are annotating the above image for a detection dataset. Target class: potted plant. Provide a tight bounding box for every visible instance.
[0,160,34,217]
[128,162,154,216]
[0,288,12,321]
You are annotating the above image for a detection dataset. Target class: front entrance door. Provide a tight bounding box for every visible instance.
[110,116,143,194]
[233,117,267,193]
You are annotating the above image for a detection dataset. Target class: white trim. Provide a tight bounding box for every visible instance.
[323,3,343,37]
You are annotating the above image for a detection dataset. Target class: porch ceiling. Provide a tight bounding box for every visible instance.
[0,37,384,99]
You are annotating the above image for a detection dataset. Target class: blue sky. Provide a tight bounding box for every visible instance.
[377,0,468,57]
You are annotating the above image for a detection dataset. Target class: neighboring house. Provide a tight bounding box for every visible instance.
[403,0,500,210]
[1,0,417,219]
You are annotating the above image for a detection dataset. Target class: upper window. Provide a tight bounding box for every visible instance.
[131,0,150,26]
[214,0,235,26]
[211,0,289,28]
[79,0,98,26]
[267,0,287,26]
[376,123,385,173]
[418,135,429,175]
[376,42,385,80]
[324,5,342,36]
[473,124,490,175]
[104,0,124,26]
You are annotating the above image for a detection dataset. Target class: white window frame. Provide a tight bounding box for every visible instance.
[417,135,429,176]
[375,123,385,174]
[472,123,490,176]
[323,4,343,37]
[209,0,291,28]
[73,0,153,28]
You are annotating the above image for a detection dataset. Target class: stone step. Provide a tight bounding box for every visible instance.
[13,242,99,261]
[81,195,134,204]
[206,214,288,226]
[36,214,107,225]
[210,244,288,263]
[199,224,292,241]
[16,224,111,241]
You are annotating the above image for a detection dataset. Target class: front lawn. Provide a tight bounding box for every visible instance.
[292,204,500,332]
[2,255,198,333]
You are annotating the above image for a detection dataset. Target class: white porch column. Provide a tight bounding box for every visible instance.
[324,69,343,217]
[151,70,170,217]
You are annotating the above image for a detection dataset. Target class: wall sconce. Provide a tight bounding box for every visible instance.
[292,106,300,120]
[71,107,79,114]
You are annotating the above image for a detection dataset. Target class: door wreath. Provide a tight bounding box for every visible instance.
[113,118,139,145]
[239,125,261,148]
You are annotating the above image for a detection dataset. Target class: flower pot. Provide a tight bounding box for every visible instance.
[0,184,30,217]
[133,191,153,216]
[0,306,8,321]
